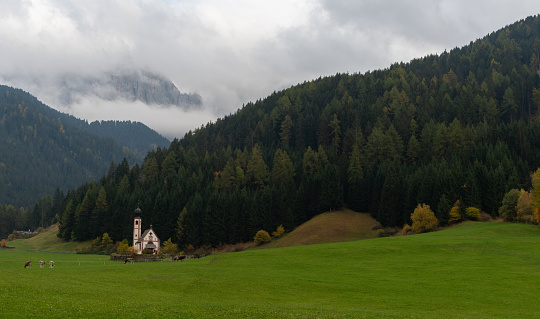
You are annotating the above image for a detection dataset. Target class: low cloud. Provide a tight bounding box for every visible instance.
[64,97,218,140]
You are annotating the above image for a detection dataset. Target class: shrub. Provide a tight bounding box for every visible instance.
[272,225,285,238]
[184,244,195,254]
[516,190,535,224]
[92,236,102,247]
[411,204,438,233]
[1,239,6,247]
[479,211,493,222]
[116,239,130,253]
[465,207,481,220]
[448,201,462,224]
[162,238,179,254]
[499,189,520,221]
[254,230,271,243]
[377,227,398,237]
[101,233,113,250]
[401,224,412,235]
[127,246,137,256]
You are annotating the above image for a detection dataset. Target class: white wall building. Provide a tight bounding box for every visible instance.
[132,207,160,254]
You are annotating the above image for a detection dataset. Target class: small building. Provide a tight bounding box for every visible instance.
[132,207,160,254]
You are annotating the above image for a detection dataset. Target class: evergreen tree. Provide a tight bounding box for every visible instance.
[247,144,269,190]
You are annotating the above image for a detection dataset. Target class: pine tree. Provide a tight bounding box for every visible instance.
[406,135,420,163]
[72,190,94,241]
[280,115,293,147]
[247,144,269,190]
[347,144,363,184]
[329,113,341,154]
[272,149,295,185]
[91,187,108,237]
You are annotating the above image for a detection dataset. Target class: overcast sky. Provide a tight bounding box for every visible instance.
[1,0,539,139]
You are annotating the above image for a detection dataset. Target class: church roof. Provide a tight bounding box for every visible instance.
[135,227,160,244]
[134,207,142,216]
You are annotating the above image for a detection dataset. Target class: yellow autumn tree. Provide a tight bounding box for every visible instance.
[161,238,179,254]
[448,200,462,224]
[411,204,438,233]
[116,239,130,253]
[272,225,285,238]
[254,230,271,244]
[465,207,481,220]
[531,168,540,223]
[516,190,535,224]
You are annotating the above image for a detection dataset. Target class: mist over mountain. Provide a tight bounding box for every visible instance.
[56,68,202,108]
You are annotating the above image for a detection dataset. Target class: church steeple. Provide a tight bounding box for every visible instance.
[133,206,142,252]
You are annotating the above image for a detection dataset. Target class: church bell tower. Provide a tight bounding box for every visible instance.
[133,207,142,251]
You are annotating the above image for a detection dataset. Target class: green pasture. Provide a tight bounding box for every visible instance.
[2,221,540,318]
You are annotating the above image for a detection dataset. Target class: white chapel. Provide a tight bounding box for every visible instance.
[133,207,160,254]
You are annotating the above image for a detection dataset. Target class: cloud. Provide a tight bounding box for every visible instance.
[1,0,539,138]
[67,97,217,140]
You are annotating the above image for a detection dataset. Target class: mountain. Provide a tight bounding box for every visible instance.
[54,68,202,108]
[26,14,540,246]
[0,84,139,208]
[69,120,170,159]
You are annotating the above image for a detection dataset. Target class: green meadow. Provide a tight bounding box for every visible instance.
[2,221,540,318]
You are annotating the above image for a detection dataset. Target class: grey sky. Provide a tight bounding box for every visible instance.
[0,0,539,138]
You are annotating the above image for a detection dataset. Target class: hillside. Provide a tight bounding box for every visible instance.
[0,85,140,209]
[267,209,379,248]
[8,224,90,252]
[53,14,540,247]
[78,120,170,158]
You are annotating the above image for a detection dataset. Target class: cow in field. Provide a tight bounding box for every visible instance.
[24,261,32,268]
[39,260,45,268]
[49,261,54,268]
[173,255,186,262]
[124,258,134,264]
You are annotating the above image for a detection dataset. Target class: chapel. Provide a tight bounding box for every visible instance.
[133,207,160,254]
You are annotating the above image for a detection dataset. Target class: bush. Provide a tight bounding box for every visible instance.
[371,222,383,230]
[272,225,285,238]
[162,238,179,254]
[101,233,113,251]
[499,189,521,221]
[411,204,438,233]
[116,239,130,253]
[1,239,6,247]
[254,230,271,243]
[516,190,535,224]
[401,224,412,235]
[465,207,481,220]
[377,227,398,237]
[448,201,462,224]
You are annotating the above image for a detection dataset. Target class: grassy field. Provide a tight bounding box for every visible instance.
[8,224,91,252]
[2,221,540,318]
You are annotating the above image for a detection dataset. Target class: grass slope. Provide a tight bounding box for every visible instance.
[2,221,540,318]
[9,224,91,252]
[267,209,379,248]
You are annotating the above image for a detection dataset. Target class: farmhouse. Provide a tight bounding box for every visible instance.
[132,207,160,254]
